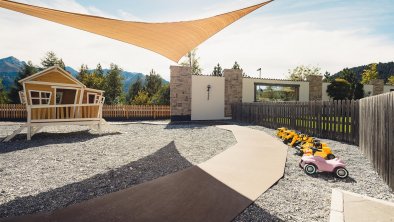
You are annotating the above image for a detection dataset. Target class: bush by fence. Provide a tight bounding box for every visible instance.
[0,104,171,120]
[231,100,360,145]
[359,92,394,190]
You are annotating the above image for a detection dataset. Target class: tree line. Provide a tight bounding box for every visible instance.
[288,64,394,100]
[0,52,170,105]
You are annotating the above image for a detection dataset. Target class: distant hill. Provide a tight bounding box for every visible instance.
[0,56,168,92]
[334,62,394,83]
[0,56,26,90]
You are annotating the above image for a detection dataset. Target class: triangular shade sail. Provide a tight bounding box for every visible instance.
[0,0,273,62]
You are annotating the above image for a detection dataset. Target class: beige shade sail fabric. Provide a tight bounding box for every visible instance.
[0,0,273,62]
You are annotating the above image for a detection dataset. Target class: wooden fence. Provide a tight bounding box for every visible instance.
[102,105,170,119]
[359,92,394,190]
[0,104,27,119]
[232,100,360,145]
[0,104,170,120]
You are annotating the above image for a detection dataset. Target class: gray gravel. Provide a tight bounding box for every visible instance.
[234,125,394,222]
[0,122,236,218]
[0,122,393,221]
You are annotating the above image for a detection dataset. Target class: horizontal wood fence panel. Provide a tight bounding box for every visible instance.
[231,101,359,145]
[359,92,394,190]
[0,104,170,120]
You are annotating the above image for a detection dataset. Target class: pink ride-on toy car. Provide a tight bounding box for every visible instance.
[299,155,349,179]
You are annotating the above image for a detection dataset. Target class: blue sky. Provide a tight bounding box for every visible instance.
[1,0,394,80]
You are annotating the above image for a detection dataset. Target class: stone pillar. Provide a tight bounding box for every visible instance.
[369,79,384,96]
[224,69,243,117]
[170,66,192,121]
[307,75,323,101]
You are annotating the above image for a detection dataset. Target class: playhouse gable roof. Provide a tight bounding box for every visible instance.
[19,66,85,87]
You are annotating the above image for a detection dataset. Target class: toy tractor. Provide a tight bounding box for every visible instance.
[295,138,327,154]
[276,127,287,138]
[280,130,295,140]
[302,141,336,160]
[289,132,309,147]
[283,131,298,144]
[299,155,349,179]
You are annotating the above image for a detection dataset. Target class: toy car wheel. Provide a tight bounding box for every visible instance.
[335,167,349,179]
[327,154,336,160]
[304,164,317,175]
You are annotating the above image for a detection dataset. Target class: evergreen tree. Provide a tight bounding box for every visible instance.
[354,83,364,100]
[91,63,106,90]
[232,61,240,70]
[232,61,248,76]
[145,69,163,97]
[8,61,38,103]
[132,90,150,105]
[180,48,202,75]
[361,63,379,84]
[95,63,104,77]
[150,84,170,105]
[127,76,143,103]
[104,64,124,104]
[41,51,65,69]
[323,71,333,82]
[0,79,9,104]
[76,64,89,83]
[326,78,351,100]
[76,64,105,90]
[212,63,223,76]
[339,68,357,99]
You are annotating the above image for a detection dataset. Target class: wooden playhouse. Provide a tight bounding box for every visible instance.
[4,65,106,141]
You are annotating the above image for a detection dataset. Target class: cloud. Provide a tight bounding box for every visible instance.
[0,0,393,81]
[198,14,394,78]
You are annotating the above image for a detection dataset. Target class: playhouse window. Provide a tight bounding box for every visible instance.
[29,90,51,105]
[87,93,98,104]
[56,92,63,104]
[19,91,26,104]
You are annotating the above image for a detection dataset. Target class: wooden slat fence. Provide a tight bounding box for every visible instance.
[102,105,170,119]
[0,104,170,120]
[359,92,394,190]
[0,104,27,120]
[231,100,359,145]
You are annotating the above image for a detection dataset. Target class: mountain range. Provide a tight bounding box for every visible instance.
[0,56,168,92]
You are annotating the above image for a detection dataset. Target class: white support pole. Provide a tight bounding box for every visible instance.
[27,126,32,140]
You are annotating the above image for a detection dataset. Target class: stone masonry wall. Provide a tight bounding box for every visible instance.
[307,75,323,101]
[369,79,384,95]
[224,69,243,117]
[170,66,192,121]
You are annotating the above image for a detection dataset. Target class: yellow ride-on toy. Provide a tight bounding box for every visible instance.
[276,127,287,138]
[299,141,336,160]
[289,133,309,147]
[283,130,298,144]
[280,130,295,140]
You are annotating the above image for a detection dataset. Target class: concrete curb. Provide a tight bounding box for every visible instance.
[329,189,344,222]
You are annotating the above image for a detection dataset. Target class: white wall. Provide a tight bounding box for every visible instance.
[191,75,227,120]
[363,84,374,97]
[242,78,310,102]
[322,82,330,101]
[384,85,394,93]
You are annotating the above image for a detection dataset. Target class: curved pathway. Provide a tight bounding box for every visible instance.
[2,125,287,222]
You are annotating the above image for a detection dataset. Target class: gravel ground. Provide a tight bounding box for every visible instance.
[234,125,394,222]
[0,122,393,221]
[0,122,236,218]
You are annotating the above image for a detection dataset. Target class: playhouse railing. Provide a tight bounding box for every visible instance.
[28,104,103,123]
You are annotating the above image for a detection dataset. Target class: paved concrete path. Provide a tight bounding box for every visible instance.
[1,125,288,222]
[330,189,394,222]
